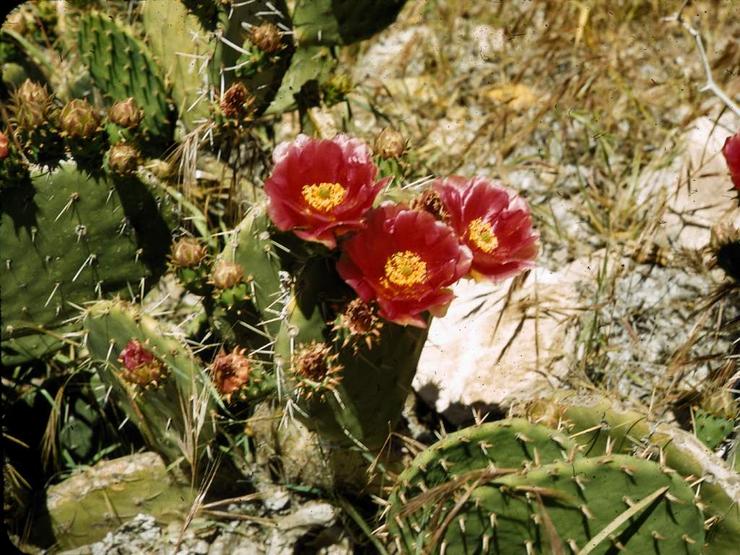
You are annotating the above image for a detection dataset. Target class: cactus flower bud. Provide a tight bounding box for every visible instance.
[171,237,207,268]
[107,143,140,175]
[374,127,406,159]
[11,79,53,129]
[249,22,282,53]
[60,99,100,138]
[722,131,740,190]
[210,348,251,401]
[219,82,255,120]
[211,260,244,289]
[108,97,143,129]
[0,131,9,160]
[292,341,343,398]
[118,339,167,387]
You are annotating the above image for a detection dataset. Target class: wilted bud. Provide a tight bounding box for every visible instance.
[0,131,9,160]
[109,97,143,129]
[410,188,448,222]
[334,298,383,351]
[293,341,334,381]
[249,22,282,53]
[171,237,207,268]
[118,339,167,387]
[219,82,255,120]
[12,79,53,128]
[107,143,140,175]
[210,348,251,401]
[374,127,405,159]
[60,99,100,138]
[211,260,244,289]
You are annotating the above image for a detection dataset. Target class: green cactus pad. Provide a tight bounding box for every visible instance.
[292,0,406,46]
[83,300,215,465]
[141,0,214,129]
[267,46,336,114]
[30,452,194,550]
[210,0,293,115]
[531,398,740,555]
[77,12,172,152]
[0,163,173,360]
[694,409,734,450]
[390,449,705,555]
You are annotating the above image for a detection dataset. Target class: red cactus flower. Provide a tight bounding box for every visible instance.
[432,176,538,281]
[723,131,740,190]
[264,134,389,249]
[337,204,472,327]
[118,339,167,387]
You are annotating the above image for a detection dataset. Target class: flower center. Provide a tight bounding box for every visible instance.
[302,182,347,212]
[384,251,427,287]
[467,218,499,253]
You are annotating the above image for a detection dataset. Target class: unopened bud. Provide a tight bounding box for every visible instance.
[107,143,140,175]
[374,127,405,159]
[60,99,100,138]
[211,260,244,289]
[171,237,207,268]
[12,79,53,128]
[249,22,282,53]
[118,339,167,387]
[210,348,251,401]
[109,97,143,129]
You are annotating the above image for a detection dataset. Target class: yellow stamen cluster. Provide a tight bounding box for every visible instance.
[467,218,499,253]
[302,182,347,212]
[383,251,427,287]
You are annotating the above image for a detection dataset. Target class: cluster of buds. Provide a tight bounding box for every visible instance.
[292,341,343,399]
[118,340,167,388]
[264,133,537,327]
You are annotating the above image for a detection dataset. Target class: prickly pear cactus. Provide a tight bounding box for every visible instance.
[388,421,705,554]
[1,163,174,361]
[77,11,172,151]
[292,0,407,46]
[529,397,740,555]
[83,300,215,466]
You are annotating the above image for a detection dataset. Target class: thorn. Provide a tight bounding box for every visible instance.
[44,282,61,308]
[568,539,579,552]
[482,534,490,552]
[651,531,667,541]
[682,534,696,544]
[622,496,635,507]
[458,516,466,533]
[665,493,685,504]
[620,465,634,477]
[525,540,534,555]
[580,505,594,520]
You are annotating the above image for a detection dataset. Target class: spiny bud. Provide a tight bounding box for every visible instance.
[249,22,282,53]
[211,260,244,289]
[60,99,100,138]
[210,348,251,401]
[0,131,9,160]
[12,79,53,128]
[411,188,448,222]
[107,143,140,175]
[118,339,167,387]
[294,341,336,381]
[334,298,383,351]
[219,82,255,120]
[374,127,406,159]
[108,97,143,129]
[171,237,207,268]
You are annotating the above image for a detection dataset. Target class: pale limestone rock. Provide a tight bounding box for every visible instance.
[414,252,606,423]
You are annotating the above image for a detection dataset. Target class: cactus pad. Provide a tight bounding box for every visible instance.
[1,163,173,359]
